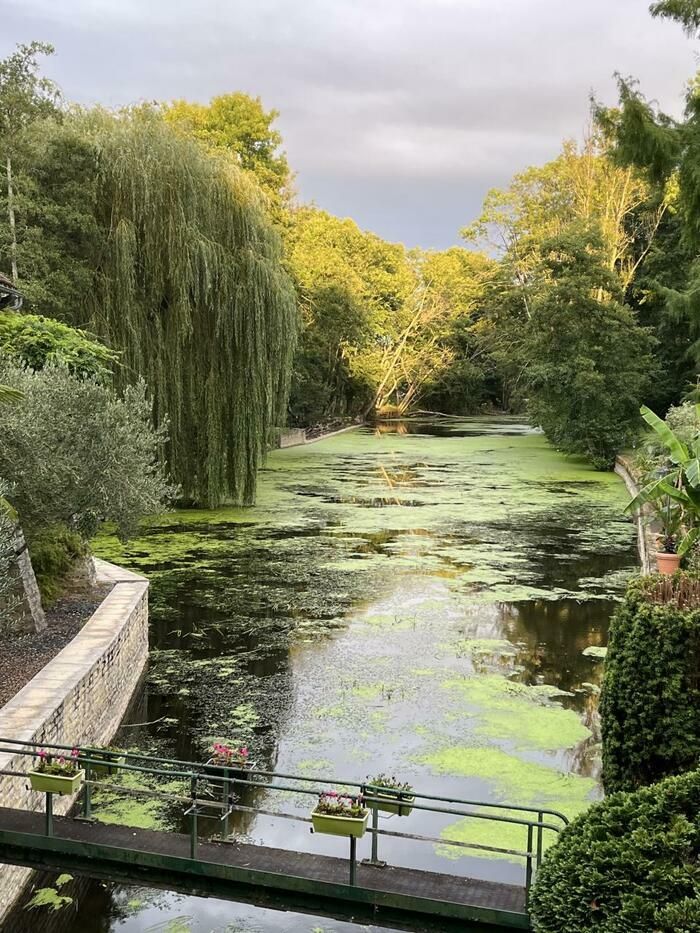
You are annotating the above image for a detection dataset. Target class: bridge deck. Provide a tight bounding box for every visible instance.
[0,807,529,929]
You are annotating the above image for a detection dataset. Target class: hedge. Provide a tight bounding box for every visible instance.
[529,768,700,932]
[600,573,700,794]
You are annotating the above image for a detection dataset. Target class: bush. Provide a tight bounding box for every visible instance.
[0,313,118,380]
[530,768,700,933]
[600,574,700,793]
[0,356,175,540]
[29,524,88,604]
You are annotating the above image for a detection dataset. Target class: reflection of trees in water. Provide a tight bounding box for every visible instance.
[500,598,614,695]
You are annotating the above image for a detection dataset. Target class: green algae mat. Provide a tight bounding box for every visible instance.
[93,419,637,885]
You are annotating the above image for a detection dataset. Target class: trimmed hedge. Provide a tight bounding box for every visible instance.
[530,768,700,933]
[600,574,700,794]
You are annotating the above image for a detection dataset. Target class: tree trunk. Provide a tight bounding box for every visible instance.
[6,155,18,283]
[10,528,46,633]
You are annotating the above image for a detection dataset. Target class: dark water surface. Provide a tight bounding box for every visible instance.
[4,420,638,932]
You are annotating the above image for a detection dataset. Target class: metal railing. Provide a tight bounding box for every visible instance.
[0,736,568,902]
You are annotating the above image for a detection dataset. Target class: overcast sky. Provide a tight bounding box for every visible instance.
[3,0,698,249]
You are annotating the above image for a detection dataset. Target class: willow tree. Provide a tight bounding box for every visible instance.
[16,108,297,506]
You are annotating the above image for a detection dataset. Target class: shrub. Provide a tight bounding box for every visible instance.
[28,524,88,604]
[0,356,176,541]
[600,573,700,793]
[0,313,118,380]
[530,768,700,933]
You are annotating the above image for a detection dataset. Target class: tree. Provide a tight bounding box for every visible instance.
[0,356,175,541]
[0,42,60,283]
[524,226,654,468]
[163,93,291,202]
[2,107,298,506]
[651,0,700,34]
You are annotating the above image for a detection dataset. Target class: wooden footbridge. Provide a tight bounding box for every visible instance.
[0,738,569,930]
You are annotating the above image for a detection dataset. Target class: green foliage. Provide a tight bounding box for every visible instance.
[525,227,653,468]
[625,405,700,555]
[163,93,290,201]
[29,524,87,604]
[651,0,700,35]
[3,108,297,506]
[0,357,175,540]
[0,41,60,152]
[0,312,117,379]
[600,574,700,793]
[530,767,700,933]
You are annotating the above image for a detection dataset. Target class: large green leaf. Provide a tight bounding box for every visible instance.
[679,525,700,557]
[640,404,689,464]
[685,457,700,488]
[624,473,681,514]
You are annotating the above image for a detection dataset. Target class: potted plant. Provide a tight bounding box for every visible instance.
[626,406,700,574]
[29,748,84,795]
[204,742,251,781]
[81,745,125,777]
[311,791,368,838]
[366,773,415,816]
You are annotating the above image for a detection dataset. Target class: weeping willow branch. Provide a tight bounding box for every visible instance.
[67,108,298,506]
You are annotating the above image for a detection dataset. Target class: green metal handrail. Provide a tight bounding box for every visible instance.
[0,735,569,900]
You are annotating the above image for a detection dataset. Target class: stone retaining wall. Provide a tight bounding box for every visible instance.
[0,558,149,923]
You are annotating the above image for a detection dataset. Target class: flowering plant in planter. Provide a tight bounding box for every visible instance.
[311,790,369,838]
[208,742,249,768]
[366,773,415,816]
[29,748,84,795]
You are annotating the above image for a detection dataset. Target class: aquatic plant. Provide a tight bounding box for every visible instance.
[313,791,366,818]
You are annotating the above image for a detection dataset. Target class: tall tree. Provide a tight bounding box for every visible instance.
[4,108,298,506]
[163,93,291,203]
[0,42,60,283]
[525,226,654,468]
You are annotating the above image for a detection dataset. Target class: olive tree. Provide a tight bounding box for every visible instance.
[0,356,175,541]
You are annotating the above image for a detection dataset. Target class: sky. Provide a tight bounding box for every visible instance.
[3,0,698,249]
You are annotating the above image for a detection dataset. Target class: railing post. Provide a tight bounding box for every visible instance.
[349,835,357,886]
[222,767,230,838]
[370,805,379,864]
[83,762,92,820]
[525,824,533,903]
[44,792,53,837]
[190,772,198,859]
[537,810,544,869]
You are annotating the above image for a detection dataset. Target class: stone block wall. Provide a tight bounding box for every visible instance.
[0,558,149,923]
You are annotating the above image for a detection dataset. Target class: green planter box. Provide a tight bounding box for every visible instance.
[373,791,415,817]
[84,752,125,777]
[312,809,369,838]
[29,770,84,796]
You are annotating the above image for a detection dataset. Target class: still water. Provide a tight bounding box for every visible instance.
[4,419,638,932]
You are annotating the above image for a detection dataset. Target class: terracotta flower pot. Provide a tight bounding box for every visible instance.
[656,551,681,575]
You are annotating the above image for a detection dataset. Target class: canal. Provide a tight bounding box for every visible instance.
[6,419,638,932]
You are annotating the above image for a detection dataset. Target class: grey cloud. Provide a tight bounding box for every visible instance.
[2,0,696,248]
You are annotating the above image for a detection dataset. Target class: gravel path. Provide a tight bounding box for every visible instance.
[0,584,112,709]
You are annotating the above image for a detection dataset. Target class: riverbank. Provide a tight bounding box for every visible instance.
[0,558,149,926]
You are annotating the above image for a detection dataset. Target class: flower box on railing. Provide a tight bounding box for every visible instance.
[29,769,84,796]
[311,790,368,838]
